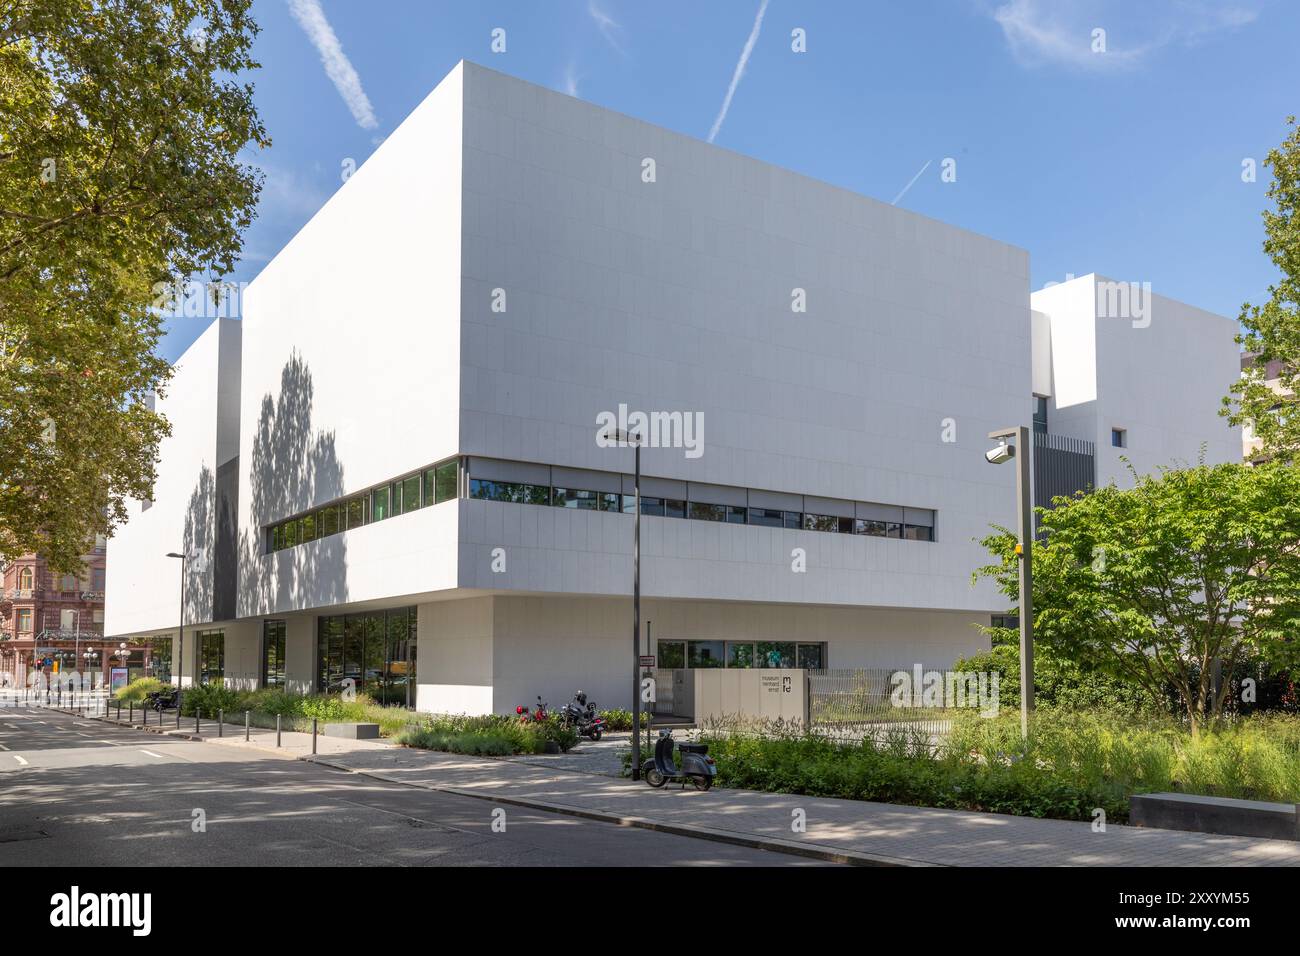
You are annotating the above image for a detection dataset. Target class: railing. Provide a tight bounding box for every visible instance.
[807,668,956,750]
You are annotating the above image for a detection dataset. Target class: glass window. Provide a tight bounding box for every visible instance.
[783,511,803,529]
[837,516,855,534]
[197,630,225,685]
[470,478,550,505]
[262,621,286,688]
[796,643,825,669]
[300,512,317,543]
[283,520,299,548]
[634,496,664,516]
[726,642,756,668]
[748,508,784,527]
[599,492,622,512]
[657,641,686,669]
[757,641,796,668]
[346,495,368,529]
[803,513,838,532]
[148,637,173,683]
[18,568,33,591]
[1033,396,1048,434]
[398,474,422,514]
[665,499,686,519]
[725,505,747,524]
[16,608,32,632]
[363,614,386,689]
[903,525,933,541]
[60,573,77,591]
[688,502,726,522]
[553,487,599,510]
[1111,428,1127,448]
[318,616,344,693]
[688,640,725,668]
[434,461,457,503]
[319,503,340,537]
[372,485,391,521]
[855,519,901,538]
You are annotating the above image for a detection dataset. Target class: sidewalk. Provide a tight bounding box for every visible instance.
[93,709,1300,867]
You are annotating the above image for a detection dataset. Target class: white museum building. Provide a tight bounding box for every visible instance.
[103,62,1240,715]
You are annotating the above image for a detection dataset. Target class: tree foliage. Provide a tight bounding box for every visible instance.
[0,0,268,571]
[1225,116,1300,462]
[975,463,1300,733]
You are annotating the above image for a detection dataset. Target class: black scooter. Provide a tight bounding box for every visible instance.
[642,729,716,791]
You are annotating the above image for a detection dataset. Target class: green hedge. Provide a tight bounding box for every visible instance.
[394,713,578,755]
[665,709,1300,824]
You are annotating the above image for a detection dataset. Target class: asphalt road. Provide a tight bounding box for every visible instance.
[0,705,826,867]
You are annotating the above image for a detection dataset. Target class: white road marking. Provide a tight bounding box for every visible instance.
[139,750,165,759]
[0,743,8,750]
[3,724,17,730]
[11,755,27,765]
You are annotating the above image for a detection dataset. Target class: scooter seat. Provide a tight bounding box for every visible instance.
[677,742,709,754]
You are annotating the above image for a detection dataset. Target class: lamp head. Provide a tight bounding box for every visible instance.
[985,442,1015,465]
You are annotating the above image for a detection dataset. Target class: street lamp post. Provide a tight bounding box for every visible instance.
[986,426,1034,739]
[166,552,188,715]
[603,427,644,780]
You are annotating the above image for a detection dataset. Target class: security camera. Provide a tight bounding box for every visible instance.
[985,442,1015,465]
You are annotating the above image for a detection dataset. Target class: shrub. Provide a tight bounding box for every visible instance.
[683,708,1300,823]
[179,681,243,718]
[597,708,651,731]
[115,677,165,703]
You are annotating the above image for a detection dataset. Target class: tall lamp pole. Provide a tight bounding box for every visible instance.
[986,426,1034,738]
[604,427,644,780]
[166,552,187,714]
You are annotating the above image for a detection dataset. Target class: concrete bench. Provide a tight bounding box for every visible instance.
[323,722,380,740]
[1130,792,1299,841]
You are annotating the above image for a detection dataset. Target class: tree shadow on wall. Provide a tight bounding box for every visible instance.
[181,464,215,625]
[237,352,348,618]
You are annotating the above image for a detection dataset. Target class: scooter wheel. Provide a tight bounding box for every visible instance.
[692,775,713,792]
[645,766,667,788]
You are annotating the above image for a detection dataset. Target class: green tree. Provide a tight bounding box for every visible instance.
[0,0,268,572]
[1225,116,1300,462]
[974,463,1300,734]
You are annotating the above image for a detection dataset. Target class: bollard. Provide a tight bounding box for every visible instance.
[176,703,180,730]
[245,710,250,741]
[195,712,200,735]
[312,718,318,755]
[218,709,223,738]
[129,700,134,724]
[276,714,282,748]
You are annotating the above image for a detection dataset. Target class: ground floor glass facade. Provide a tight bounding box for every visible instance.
[316,607,416,706]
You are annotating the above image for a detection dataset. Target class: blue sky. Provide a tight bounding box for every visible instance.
[161,0,1300,362]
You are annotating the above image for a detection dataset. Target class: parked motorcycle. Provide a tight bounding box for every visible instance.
[559,691,607,741]
[146,689,178,712]
[515,696,548,724]
[642,729,716,790]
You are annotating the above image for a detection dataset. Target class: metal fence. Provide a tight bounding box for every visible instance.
[807,668,953,750]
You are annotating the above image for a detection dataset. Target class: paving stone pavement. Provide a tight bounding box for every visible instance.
[77,706,1300,866]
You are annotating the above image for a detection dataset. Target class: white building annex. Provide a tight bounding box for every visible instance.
[104,62,1241,716]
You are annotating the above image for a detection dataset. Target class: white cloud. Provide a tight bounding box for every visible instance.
[990,0,1258,71]
[708,0,769,144]
[287,0,378,129]
[588,0,626,55]
[562,61,580,98]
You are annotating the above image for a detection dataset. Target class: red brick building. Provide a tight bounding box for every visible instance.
[0,540,145,688]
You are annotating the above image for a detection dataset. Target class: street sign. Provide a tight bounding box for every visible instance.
[639,655,656,668]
